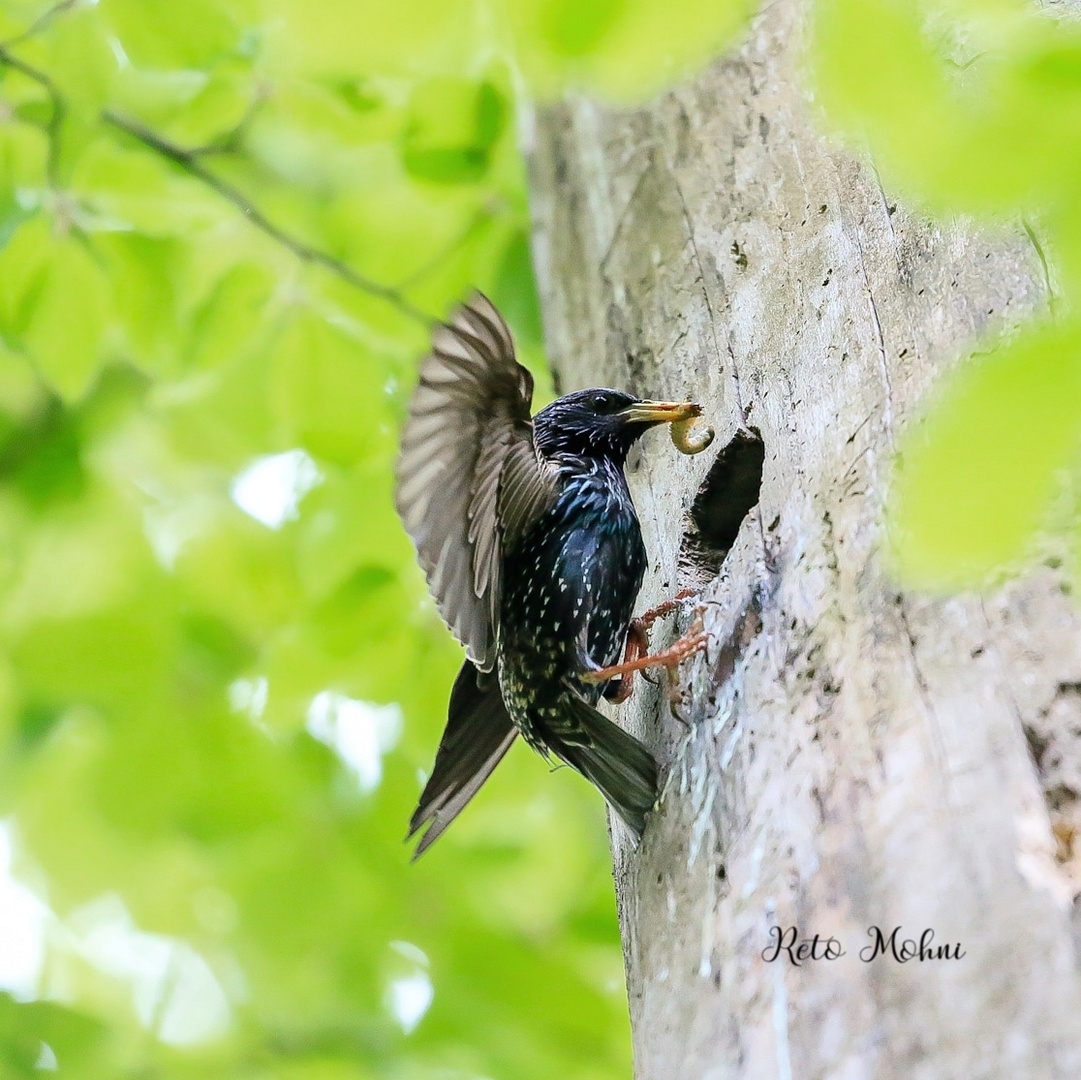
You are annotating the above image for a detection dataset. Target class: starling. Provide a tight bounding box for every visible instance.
[396,293,702,856]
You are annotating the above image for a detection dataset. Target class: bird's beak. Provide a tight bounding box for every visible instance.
[619,400,702,426]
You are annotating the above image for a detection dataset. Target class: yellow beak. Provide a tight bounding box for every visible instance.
[620,400,702,425]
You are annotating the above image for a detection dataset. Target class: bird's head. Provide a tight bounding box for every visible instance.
[532,388,702,464]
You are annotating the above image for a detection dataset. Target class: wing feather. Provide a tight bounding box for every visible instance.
[395,292,558,671]
[407,662,518,857]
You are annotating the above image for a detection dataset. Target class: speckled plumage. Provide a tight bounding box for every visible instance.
[396,293,696,855]
[499,454,645,739]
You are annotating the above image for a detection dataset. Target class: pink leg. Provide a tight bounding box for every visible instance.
[604,621,648,704]
[584,618,709,685]
[584,591,708,689]
[634,588,697,633]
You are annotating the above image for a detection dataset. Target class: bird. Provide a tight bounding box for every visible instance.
[395,292,703,856]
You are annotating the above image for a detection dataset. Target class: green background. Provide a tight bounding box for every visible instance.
[0,0,1079,1077]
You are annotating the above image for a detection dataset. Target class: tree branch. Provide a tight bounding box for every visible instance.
[103,110,435,328]
[0,7,440,329]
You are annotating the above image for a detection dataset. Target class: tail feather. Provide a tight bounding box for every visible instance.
[550,694,658,838]
[408,661,518,858]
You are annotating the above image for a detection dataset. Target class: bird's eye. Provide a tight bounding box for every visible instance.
[592,393,615,412]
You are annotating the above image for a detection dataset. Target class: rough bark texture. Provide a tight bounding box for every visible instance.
[527,2,1081,1077]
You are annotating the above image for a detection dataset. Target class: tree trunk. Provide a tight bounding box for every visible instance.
[527,1,1081,1077]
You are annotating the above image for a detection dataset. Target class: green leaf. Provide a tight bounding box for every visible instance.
[101,0,251,69]
[0,995,107,1078]
[160,59,256,147]
[493,228,544,347]
[540,0,626,56]
[0,0,684,1076]
[268,308,392,466]
[43,6,118,109]
[21,232,110,402]
[401,77,507,185]
[0,395,86,508]
[890,319,1081,586]
[505,0,752,99]
[110,60,255,148]
[92,703,294,843]
[0,122,48,201]
[0,216,52,343]
[183,260,276,371]
[173,506,303,636]
[98,232,184,374]
[267,0,477,79]
[72,139,227,236]
[812,0,1081,212]
[296,464,411,601]
[812,0,956,196]
[42,6,120,180]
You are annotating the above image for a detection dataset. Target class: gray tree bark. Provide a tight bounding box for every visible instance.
[526,2,1081,1077]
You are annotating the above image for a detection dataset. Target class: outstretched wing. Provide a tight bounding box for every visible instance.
[395,292,558,671]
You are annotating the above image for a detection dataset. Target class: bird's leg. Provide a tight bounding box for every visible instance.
[603,621,649,704]
[620,587,700,690]
[662,610,711,724]
[584,590,709,688]
[634,588,698,634]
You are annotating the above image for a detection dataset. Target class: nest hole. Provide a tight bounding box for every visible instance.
[679,428,765,585]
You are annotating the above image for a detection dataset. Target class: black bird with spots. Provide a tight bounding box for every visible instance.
[396,293,702,856]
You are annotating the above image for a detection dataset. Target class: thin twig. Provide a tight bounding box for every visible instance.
[0,46,64,184]
[185,95,268,159]
[0,0,77,49]
[103,109,435,327]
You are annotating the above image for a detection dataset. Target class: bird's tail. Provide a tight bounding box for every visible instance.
[551,694,659,838]
[408,662,518,858]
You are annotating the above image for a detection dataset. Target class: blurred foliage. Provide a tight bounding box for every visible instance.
[2,0,1071,1074]
[0,0,751,1078]
[812,0,1081,586]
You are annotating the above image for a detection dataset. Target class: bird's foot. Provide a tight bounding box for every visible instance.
[589,592,710,711]
[597,590,696,701]
[587,621,710,684]
[661,614,711,724]
[603,620,649,704]
[634,588,698,633]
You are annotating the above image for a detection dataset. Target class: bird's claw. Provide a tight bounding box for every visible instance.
[634,588,697,633]
[589,593,710,716]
